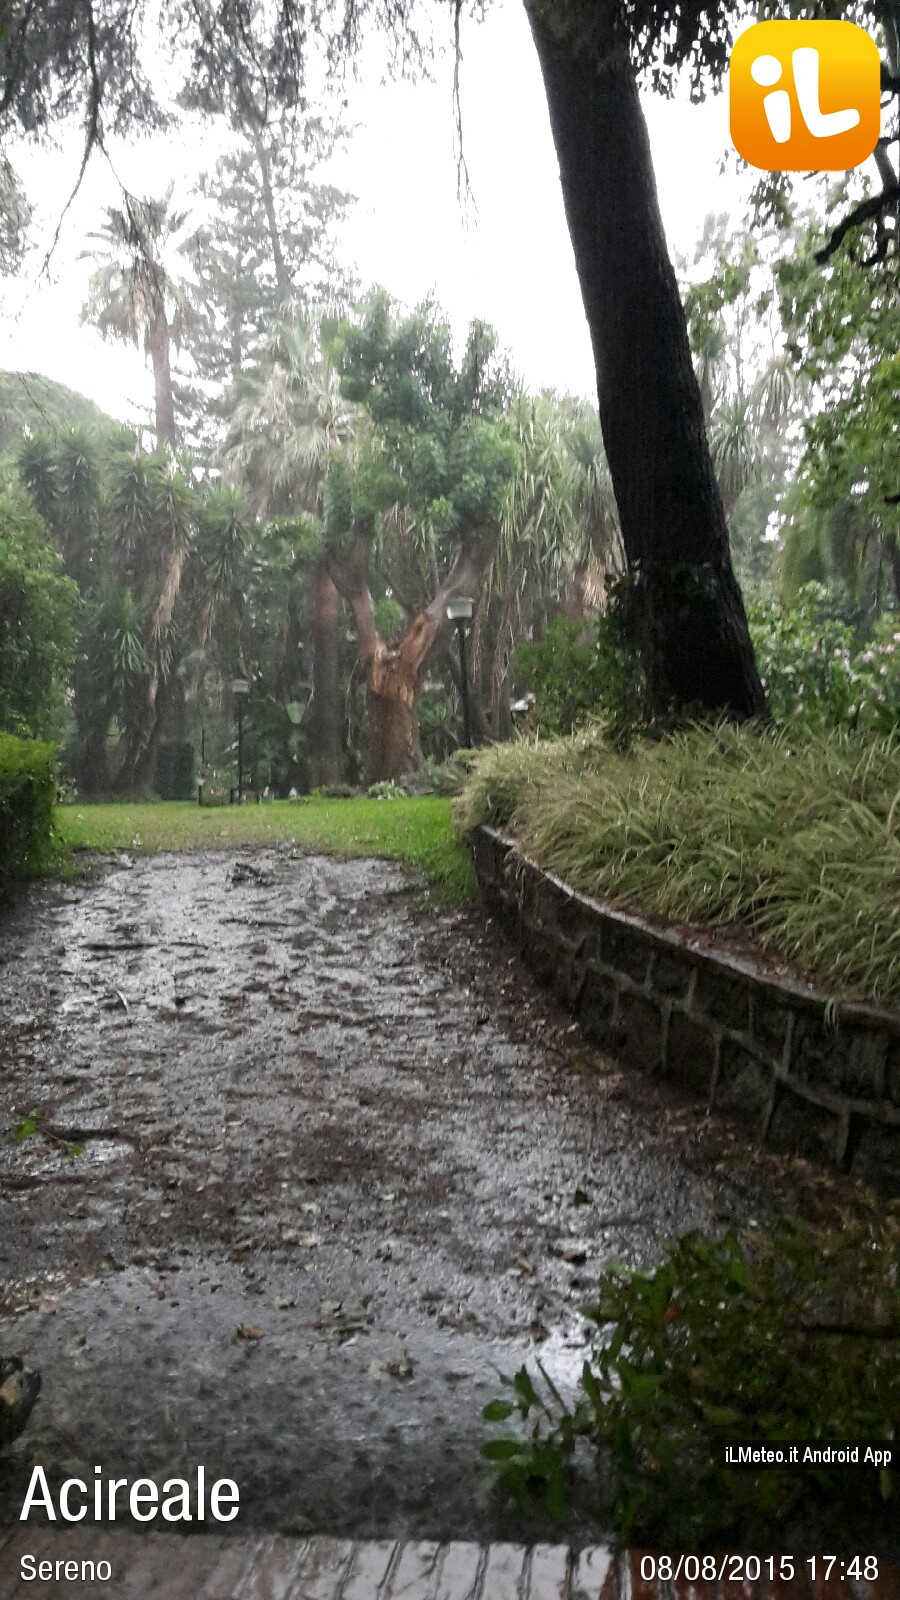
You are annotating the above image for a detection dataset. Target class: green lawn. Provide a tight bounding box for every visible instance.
[55,795,475,902]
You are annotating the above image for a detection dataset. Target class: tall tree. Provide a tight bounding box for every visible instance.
[81,189,195,449]
[524,7,765,719]
[323,295,517,781]
[223,312,355,785]
[183,117,355,454]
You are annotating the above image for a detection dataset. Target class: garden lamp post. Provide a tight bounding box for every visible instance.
[232,677,249,802]
[446,597,474,749]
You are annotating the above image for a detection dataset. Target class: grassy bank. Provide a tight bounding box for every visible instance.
[56,795,475,902]
[457,723,900,1003]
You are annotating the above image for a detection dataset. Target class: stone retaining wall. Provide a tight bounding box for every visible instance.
[470,826,900,1190]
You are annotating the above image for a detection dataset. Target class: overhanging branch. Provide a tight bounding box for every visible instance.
[813,184,900,264]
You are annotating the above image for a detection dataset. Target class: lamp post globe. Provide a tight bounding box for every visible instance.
[446,599,474,749]
[232,678,250,802]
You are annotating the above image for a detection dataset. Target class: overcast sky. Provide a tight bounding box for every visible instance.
[1,0,746,428]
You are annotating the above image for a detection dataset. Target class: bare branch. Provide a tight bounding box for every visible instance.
[813,184,900,265]
[39,0,105,276]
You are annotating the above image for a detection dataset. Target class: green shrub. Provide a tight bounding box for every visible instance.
[0,483,78,739]
[516,619,608,736]
[515,590,646,738]
[748,585,900,736]
[0,734,59,886]
[457,723,900,1002]
[483,1203,899,1544]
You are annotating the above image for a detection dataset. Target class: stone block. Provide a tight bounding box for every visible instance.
[765,1084,843,1165]
[790,1015,886,1098]
[601,919,654,987]
[526,928,559,988]
[554,952,586,1010]
[618,989,663,1072]
[664,1009,717,1100]
[555,893,601,957]
[693,964,751,1031]
[750,992,793,1065]
[648,949,694,1001]
[715,1037,772,1128]
[579,970,619,1051]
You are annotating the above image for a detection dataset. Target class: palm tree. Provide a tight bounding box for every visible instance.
[222,311,353,517]
[472,395,622,736]
[222,308,355,785]
[81,188,195,448]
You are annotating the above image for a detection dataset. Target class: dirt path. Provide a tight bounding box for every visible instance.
[0,848,839,1541]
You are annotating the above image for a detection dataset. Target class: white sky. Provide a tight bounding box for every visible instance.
[0,0,744,428]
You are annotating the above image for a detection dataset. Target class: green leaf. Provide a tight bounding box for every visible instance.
[482,1438,526,1462]
[14,1106,43,1141]
[482,1400,515,1422]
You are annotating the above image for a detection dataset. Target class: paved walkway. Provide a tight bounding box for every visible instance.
[2,1532,898,1599]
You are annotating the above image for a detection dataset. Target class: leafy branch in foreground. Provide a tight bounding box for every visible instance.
[483,1206,899,1544]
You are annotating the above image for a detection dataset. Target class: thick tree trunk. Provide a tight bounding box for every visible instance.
[364,651,425,784]
[149,307,177,450]
[527,13,766,720]
[329,520,496,784]
[75,713,111,796]
[306,562,344,787]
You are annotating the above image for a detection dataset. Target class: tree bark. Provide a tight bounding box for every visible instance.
[888,530,900,608]
[149,304,177,450]
[306,561,344,786]
[329,520,496,783]
[254,137,293,309]
[527,11,766,720]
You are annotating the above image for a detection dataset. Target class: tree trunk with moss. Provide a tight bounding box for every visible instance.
[527,10,766,720]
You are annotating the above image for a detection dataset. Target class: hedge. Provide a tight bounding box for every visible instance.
[0,734,57,888]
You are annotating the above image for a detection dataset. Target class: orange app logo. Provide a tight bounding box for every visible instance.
[730,21,881,171]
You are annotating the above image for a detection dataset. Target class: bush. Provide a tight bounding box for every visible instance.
[0,484,78,739]
[516,619,608,736]
[457,722,900,1002]
[748,585,900,736]
[483,1203,899,1544]
[515,593,645,738]
[0,734,58,887]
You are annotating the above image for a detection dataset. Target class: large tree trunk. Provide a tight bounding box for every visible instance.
[527,12,766,720]
[149,305,177,450]
[306,562,344,787]
[330,521,496,783]
[74,711,111,796]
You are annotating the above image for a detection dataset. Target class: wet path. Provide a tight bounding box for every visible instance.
[0,849,829,1540]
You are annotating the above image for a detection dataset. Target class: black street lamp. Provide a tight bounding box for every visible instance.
[446,597,474,749]
[232,677,249,802]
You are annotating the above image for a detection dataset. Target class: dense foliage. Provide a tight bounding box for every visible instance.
[457,722,900,1002]
[484,1202,899,1543]
[0,484,78,739]
[0,734,58,886]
